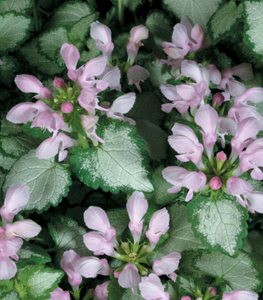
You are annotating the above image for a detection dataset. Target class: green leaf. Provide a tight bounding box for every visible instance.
[244,1,263,58]
[4,150,71,213]
[208,1,243,43]
[111,0,143,11]
[0,168,5,189]
[108,278,142,300]
[0,149,16,171]
[145,60,172,88]
[157,204,204,257]
[70,120,153,193]
[194,251,261,291]
[18,243,51,267]
[16,265,63,300]
[39,28,68,60]
[48,216,89,256]
[0,13,31,53]
[0,0,32,14]
[46,1,94,28]
[163,0,223,27]
[1,292,20,300]
[0,55,19,86]
[20,40,64,75]
[107,208,129,236]
[188,194,248,256]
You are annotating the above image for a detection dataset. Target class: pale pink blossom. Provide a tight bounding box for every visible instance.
[217,117,237,148]
[36,132,75,162]
[234,87,263,107]
[153,252,181,281]
[162,166,207,201]
[228,105,263,125]
[81,115,104,146]
[181,297,191,300]
[94,281,109,300]
[118,263,141,289]
[207,64,221,85]
[126,191,148,243]
[220,63,253,96]
[90,21,114,58]
[195,105,218,157]
[168,123,203,165]
[15,74,52,99]
[101,66,121,90]
[84,206,116,241]
[60,43,81,81]
[83,231,115,256]
[209,176,222,190]
[61,102,73,114]
[127,25,149,64]
[146,208,169,246]
[231,117,262,157]
[53,77,66,89]
[6,101,50,124]
[50,288,71,300]
[0,256,18,280]
[61,250,82,287]
[77,90,102,113]
[239,138,263,180]
[75,256,110,278]
[0,185,30,223]
[139,273,169,300]
[5,220,41,239]
[127,65,149,92]
[222,290,258,300]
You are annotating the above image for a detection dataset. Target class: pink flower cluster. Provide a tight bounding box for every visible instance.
[6,21,151,162]
[0,185,41,280]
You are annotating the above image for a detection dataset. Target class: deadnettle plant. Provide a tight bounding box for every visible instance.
[0,185,41,280]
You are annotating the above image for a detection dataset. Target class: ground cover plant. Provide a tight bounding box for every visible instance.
[0,0,263,299]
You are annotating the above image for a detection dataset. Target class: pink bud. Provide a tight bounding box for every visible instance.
[61,102,73,114]
[181,297,192,300]
[216,151,227,162]
[209,176,222,190]
[53,77,66,89]
[209,287,217,296]
[213,92,224,106]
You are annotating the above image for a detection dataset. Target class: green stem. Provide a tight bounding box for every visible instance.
[118,0,124,25]
[73,288,80,300]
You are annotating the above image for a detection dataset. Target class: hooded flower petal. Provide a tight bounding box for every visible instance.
[60,43,80,81]
[168,123,203,165]
[90,21,114,57]
[81,115,104,146]
[139,273,170,300]
[126,191,148,243]
[222,290,258,300]
[75,256,109,278]
[61,250,82,287]
[94,281,109,300]
[234,87,263,107]
[0,236,23,257]
[5,220,41,239]
[50,288,71,300]
[101,66,121,90]
[153,252,181,281]
[84,206,116,240]
[118,263,141,289]
[107,93,136,121]
[83,232,115,256]
[146,208,169,246]
[0,185,30,223]
[15,75,52,99]
[0,257,17,280]
[127,65,149,92]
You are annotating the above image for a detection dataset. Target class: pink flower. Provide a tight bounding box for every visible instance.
[207,65,221,85]
[118,263,141,289]
[36,132,75,162]
[61,102,73,114]
[139,273,169,300]
[181,297,191,300]
[60,43,81,81]
[209,176,222,190]
[195,105,218,157]
[107,93,136,123]
[94,281,109,300]
[220,63,253,96]
[234,87,263,107]
[50,288,71,300]
[81,115,104,146]
[15,74,52,99]
[53,77,66,89]
[217,117,237,148]
[231,118,262,158]
[168,123,203,166]
[75,256,110,278]
[145,208,169,247]
[90,21,114,58]
[0,256,18,280]
[101,66,121,90]
[213,92,224,107]
[84,206,116,241]
[6,101,50,124]
[216,151,227,162]
[0,185,30,223]
[228,105,263,125]
[162,166,207,201]
[61,250,82,287]
[127,25,149,64]
[83,232,115,256]
[5,220,41,239]
[126,191,148,243]
[127,65,149,92]
[153,252,181,281]
[222,290,258,300]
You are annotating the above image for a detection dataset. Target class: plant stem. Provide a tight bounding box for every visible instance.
[118,0,124,26]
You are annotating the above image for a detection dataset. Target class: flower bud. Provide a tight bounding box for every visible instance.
[53,77,66,89]
[209,287,217,296]
[209,176,222,190]
[61,102,73,114]
[181,296,191,300]
[216,151,227,162]
[213,92,224,106]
